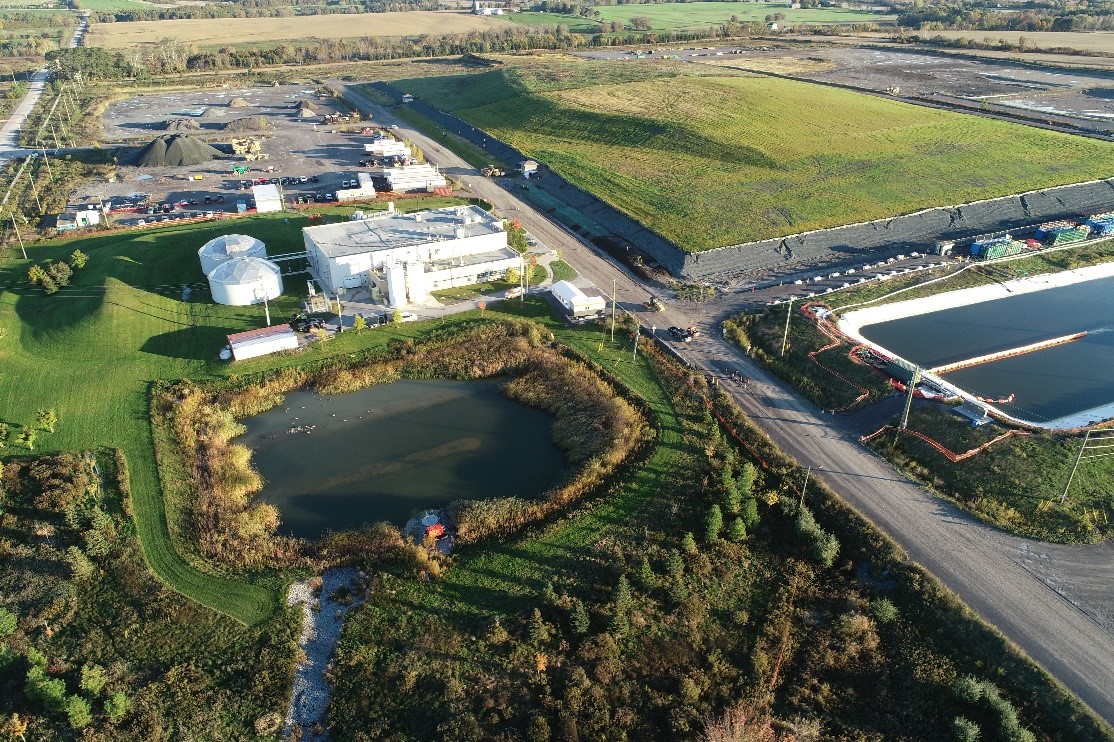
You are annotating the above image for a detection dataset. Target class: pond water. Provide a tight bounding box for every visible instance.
[238,379,565,539]
[858,274,1114,425]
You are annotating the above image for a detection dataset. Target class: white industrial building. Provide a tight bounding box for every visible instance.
[303,204,521,307]
[549,280,606,318]
[364,139,410,157]
[383,163,447,193]
[198,233,267,275]
[337,172,377,202]
[207,256,284,306]
[252,183,283,213]
[226,325,298,361]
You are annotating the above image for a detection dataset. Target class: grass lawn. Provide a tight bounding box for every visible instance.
[592,1,895,30]
[0,206,470,625]
[429,265,547,302]
[505,11,601,32]
[399,61,1114,251]
[549,259,577,282]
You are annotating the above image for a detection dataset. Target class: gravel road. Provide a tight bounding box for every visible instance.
[335,82,1114,725]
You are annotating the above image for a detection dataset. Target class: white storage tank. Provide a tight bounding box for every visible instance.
[207,257,283,306]
[198,233,266,276]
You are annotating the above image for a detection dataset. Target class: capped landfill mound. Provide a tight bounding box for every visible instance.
[134,134,223,167]
[229,97,251,108]
[223,116,273,133]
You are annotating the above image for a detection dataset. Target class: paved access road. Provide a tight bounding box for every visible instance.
[336,82,1114,725]
[0,13,88,160]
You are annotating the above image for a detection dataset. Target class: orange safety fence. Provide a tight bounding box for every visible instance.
[860,425,1030,463]
[799,302,871,412]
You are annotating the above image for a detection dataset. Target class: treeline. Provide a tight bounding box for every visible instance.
[895,2,1114,32]
[89,0,440,23]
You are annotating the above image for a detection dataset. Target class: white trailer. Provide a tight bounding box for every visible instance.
[549,280,606,318]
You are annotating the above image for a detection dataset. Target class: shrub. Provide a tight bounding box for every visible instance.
[726,518,747,543]
[870,597,899,624]
[705,504,723,543]
[104,691,130,723]
[64,695,92,729]
[0,607,16,637]
[79,663,107,696]
[795,507,840,568]
[952,716,981,741]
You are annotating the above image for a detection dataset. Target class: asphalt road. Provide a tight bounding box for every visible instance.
[336,81,1114,725]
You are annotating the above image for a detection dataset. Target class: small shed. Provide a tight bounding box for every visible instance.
[520,160,539,179]
[549,280,606,318]
[57,207,101,232]
[252,183,283,214]
[226,324,298,361]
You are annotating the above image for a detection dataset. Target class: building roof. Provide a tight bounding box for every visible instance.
[304,205,503,259]
[252,183,282,203]
[207,256,281,284]
[227,324,296,347]
[198,233,265,260]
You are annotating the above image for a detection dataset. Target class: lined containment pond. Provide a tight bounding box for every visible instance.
[848,269,1114,427]
[239,379,565,539]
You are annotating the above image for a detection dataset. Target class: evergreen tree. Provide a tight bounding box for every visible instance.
[726,517,746,543]
[104,692,130,723]
[36,408,57,433]
[636,554,657,590]
[740,496,760,529]
[570,599,590,635]
[681,531,697,554]
[70,249,88,269]
[529,608,550,646]
[738,462,757,498]
[705,504,723,543]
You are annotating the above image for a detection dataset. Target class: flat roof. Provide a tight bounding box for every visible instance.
[304,205,503,259]
[227,324,295,346]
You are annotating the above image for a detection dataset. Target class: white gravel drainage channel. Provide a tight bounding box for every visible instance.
[283,567,365,741]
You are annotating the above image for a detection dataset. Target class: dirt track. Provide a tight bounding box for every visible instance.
[336,80,1114,725]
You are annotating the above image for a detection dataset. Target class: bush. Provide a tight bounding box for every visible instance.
[953,716,981,741]
[870,597,899,624]
[0,607,16,637]
[104,691,130,723]
[64,695,92,729]
[795,507,840,568]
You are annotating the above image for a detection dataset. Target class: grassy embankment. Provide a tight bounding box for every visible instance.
[723,239,1114,543]
[0,200,472,625]
[398,57,1114,251]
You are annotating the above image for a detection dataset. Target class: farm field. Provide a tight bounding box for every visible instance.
[84,10,516,48]
[502,11,600,33]
[907,29,1114,54]
[401,63,1114,250]
[591,1,895,30]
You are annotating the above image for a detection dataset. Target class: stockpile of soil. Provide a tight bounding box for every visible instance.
[223,116,274,132]
[199,107,224,119]
[295,100,318,112]
[134,134,223,167]
[164,118,200,131]
[229,97,252,107]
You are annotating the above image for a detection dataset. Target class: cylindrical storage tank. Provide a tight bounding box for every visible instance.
[207,257,283,306]
[198,233,267,276]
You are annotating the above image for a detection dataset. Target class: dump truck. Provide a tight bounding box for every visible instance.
[481,165,505,177]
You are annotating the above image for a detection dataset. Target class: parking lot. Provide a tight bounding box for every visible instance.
[79,84,403,225]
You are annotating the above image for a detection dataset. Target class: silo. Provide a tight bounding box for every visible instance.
[198,233,267,276]
[207,257,283,306]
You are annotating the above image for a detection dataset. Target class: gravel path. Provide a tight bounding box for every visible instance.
[283,567,365,741]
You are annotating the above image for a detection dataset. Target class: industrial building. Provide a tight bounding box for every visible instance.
[207,256,284,306]
[383,163,447,193]
[198,233,267,275]
[226,325,298,361]
[302,204,521,307]
[57,206,102,232]
[364,139,410,157]
[252,183,283,213]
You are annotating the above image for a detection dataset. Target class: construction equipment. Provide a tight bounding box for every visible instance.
[645,295,664,312]
[481,165,504,177]
[230,137,264,157]
[886,85,901,95]
[244,152,269,162]
[232,165,249,175]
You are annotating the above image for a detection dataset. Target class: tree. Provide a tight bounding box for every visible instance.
[46,261,72,288]
[629,15,652,29]
[4,714,27,740]
[27,264,48,285]
[65,545,94,580]
[79,663,107,696]
[105,691,130,723]
[681,532,697,554]
[737,462,756,499]
[40,276,58,295]
[504,266,520,284]
[740,497,760,529]
[636,554,657,590]
[570,599,590,635]
[36,408,57,433]
[477,299,487,315]
[527,715,552,742]
[16,429,36,450]
[953,716,981,742]
[70,249,88,269]
[0,607,16,637]
[64,695,92,729]
[529,608,550,645]
[726,518,746,543]
[0,422,8,448]
[352,314,367,331]
[610,575,633,638]
[870,597,899,624]
[391,307,402,324]
[705,504,723,543]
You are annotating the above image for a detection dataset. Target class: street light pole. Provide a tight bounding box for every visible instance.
[780,297,794,357]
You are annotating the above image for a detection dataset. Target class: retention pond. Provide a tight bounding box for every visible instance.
[843,265,1114,428]
[239,379,565,539]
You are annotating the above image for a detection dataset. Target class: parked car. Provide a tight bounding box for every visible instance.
[669,326,693,342]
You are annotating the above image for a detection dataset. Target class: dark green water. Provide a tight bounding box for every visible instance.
[239,379,565,539]
[859,275,1114,424]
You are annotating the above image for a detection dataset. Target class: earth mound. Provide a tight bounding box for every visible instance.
[134,134,223,167]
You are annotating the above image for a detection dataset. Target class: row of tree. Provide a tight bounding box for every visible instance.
[26,249,87,294]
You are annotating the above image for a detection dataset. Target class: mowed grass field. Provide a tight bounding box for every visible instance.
[86,10,516,48]
[0,205,468,624]
[592,1,895,30]
[402,64,1114,250]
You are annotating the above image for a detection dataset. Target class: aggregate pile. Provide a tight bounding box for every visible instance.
[134,134,223,167]
[228,97,252,108]
[223,116,274,132]
[163,118,200,131]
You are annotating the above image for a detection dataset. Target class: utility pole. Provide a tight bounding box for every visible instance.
[49,123,61,150]
[26,170,41,212]
[610,278,617,343]
[798,465,811,507]
[40,147,53,182]
[632,326,639,362]
[899,366,922,430]
[10,213,26,259]
[335,292,343,332]
[780,297,794,357]
[1059,430,1114,504]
